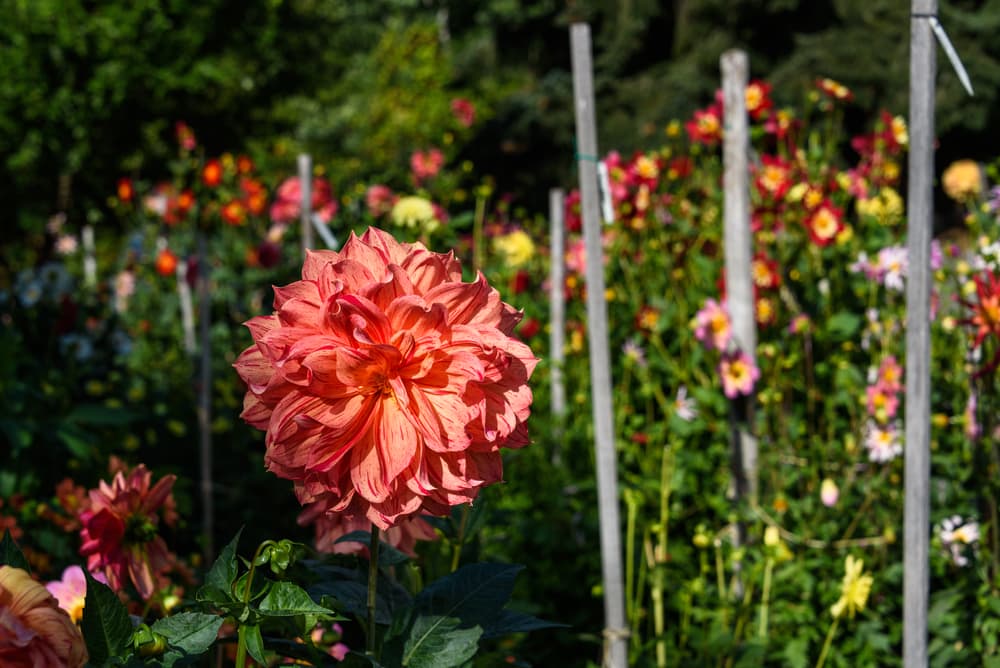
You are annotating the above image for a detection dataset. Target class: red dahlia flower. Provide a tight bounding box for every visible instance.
[78,465,177,600]
[962,270,1000,375]
[234,228,537,529]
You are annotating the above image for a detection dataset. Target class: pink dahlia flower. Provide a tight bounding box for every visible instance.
[234,228,537,529]
[0,565,88,667]
[45,565,101,624]
[270,177,338,224]
[78,465,177,600]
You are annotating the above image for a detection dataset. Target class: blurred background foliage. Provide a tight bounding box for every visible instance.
[5,0,1000,248]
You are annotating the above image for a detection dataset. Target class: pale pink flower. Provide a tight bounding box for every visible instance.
[234,228,537,529]
[55,235,78,255]
[965,392,981,439]
[865,383,899,421]
[939,515,979,567]
[719,350,759,398]
[877,356,903,392]
[694,299,732,351]
[820,478,839,507]
[864,420,903,462]
[876,245,907,291]
[45,565,103,624]
[673,385,697,421]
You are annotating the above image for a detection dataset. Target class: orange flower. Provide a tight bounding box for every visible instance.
[0,565,88,667]
[234,228,537,529]
[155,249,179,277]
[79,465,178,600]
[236,154,255,175]
[744,80,773,120]
[117,178,134,203]
[202,159,223,187]
[221,200,246,226]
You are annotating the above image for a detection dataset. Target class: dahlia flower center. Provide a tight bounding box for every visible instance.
[124,514,158,545]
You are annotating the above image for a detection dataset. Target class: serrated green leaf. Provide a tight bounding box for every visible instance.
[479,609,567,639]
[151,612,223,656]
[402,615,481,668]
[0,529,30,572]
[199,527,243,601]
[258,580,335,617]
[81,569,133,665]
[415,563,522,629]
[244,624,266,664]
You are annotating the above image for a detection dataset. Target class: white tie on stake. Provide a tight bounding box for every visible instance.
[914,11,974,96]
[597,160,615,225]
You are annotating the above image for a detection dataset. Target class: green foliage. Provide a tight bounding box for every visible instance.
[82,569,133,665]
[0,530,30,572]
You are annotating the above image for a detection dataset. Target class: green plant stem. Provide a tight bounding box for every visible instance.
[234,541,271,668]
[450,504,470,572]
[758,557,774,639]
[624,491,638,641]
[473,194,486,273]
[814,617,839,668]
[367,524,381,658]
[652,444,674,668]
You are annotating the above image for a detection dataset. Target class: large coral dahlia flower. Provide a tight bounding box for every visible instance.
[234,228,537,529]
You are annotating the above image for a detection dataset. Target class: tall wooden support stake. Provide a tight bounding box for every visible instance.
[905,2,935,665]
[549,188,567,430]
[196,233,214,562]
[721,50,758,502]
[570,23,627,668]
[298,154,314,255]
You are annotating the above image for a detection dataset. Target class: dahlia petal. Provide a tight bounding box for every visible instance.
[126,549,156,600]
[362,264,415,310]
[302,249,342,281]
[350,401,418,503]
[402,385,474,453]
[424,275,496,326]
[140,475,177,517]
[358,228,412,267]
[273,280,321,310]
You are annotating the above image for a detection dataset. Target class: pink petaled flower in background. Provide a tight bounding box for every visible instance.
[0,566,88,668]
[270,177,338,225]
[410,149,445,182]
[864,420,903,462]
[450,98,476,128]
[45,565,105,624]
[685,104,723,146]
[366,185,397,217]
[693,298,732,351]
[78,465,178,600]
[234,228,537,529]
[820,478,839,507]
[877,356,903,393]
[299,502,438,558]
[719,351,759,399]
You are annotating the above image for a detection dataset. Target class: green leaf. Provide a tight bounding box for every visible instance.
[335,530,410,567]
[479,609,567,639]
[0,529,30,572]
[258,580,335,617]
[198,527,242,602]
[415,563,522,629]
[243,624,266,664]
[81,569,133,665]
[402,615,481,668]
[825,311,861,340]
[66,403,136,426]
[151,612,224,656]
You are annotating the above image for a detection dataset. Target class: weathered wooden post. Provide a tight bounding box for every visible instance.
[720,50,758,505]
[549,188,567,460]
[905,1,935,665]
[298,154,314,255]
[82,225,97,288]
[570,23,628,668]
[176,256,196,355]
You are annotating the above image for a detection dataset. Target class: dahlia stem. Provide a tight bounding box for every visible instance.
[367,524,381,658]
[814,616,839,668]
[450,504,470,572]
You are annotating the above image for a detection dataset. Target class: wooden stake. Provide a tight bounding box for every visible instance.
[905,2,935,665]
[720,49,758,503]
[298,154,314,255]
[549,188,567,428]
[570,23,628,668]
